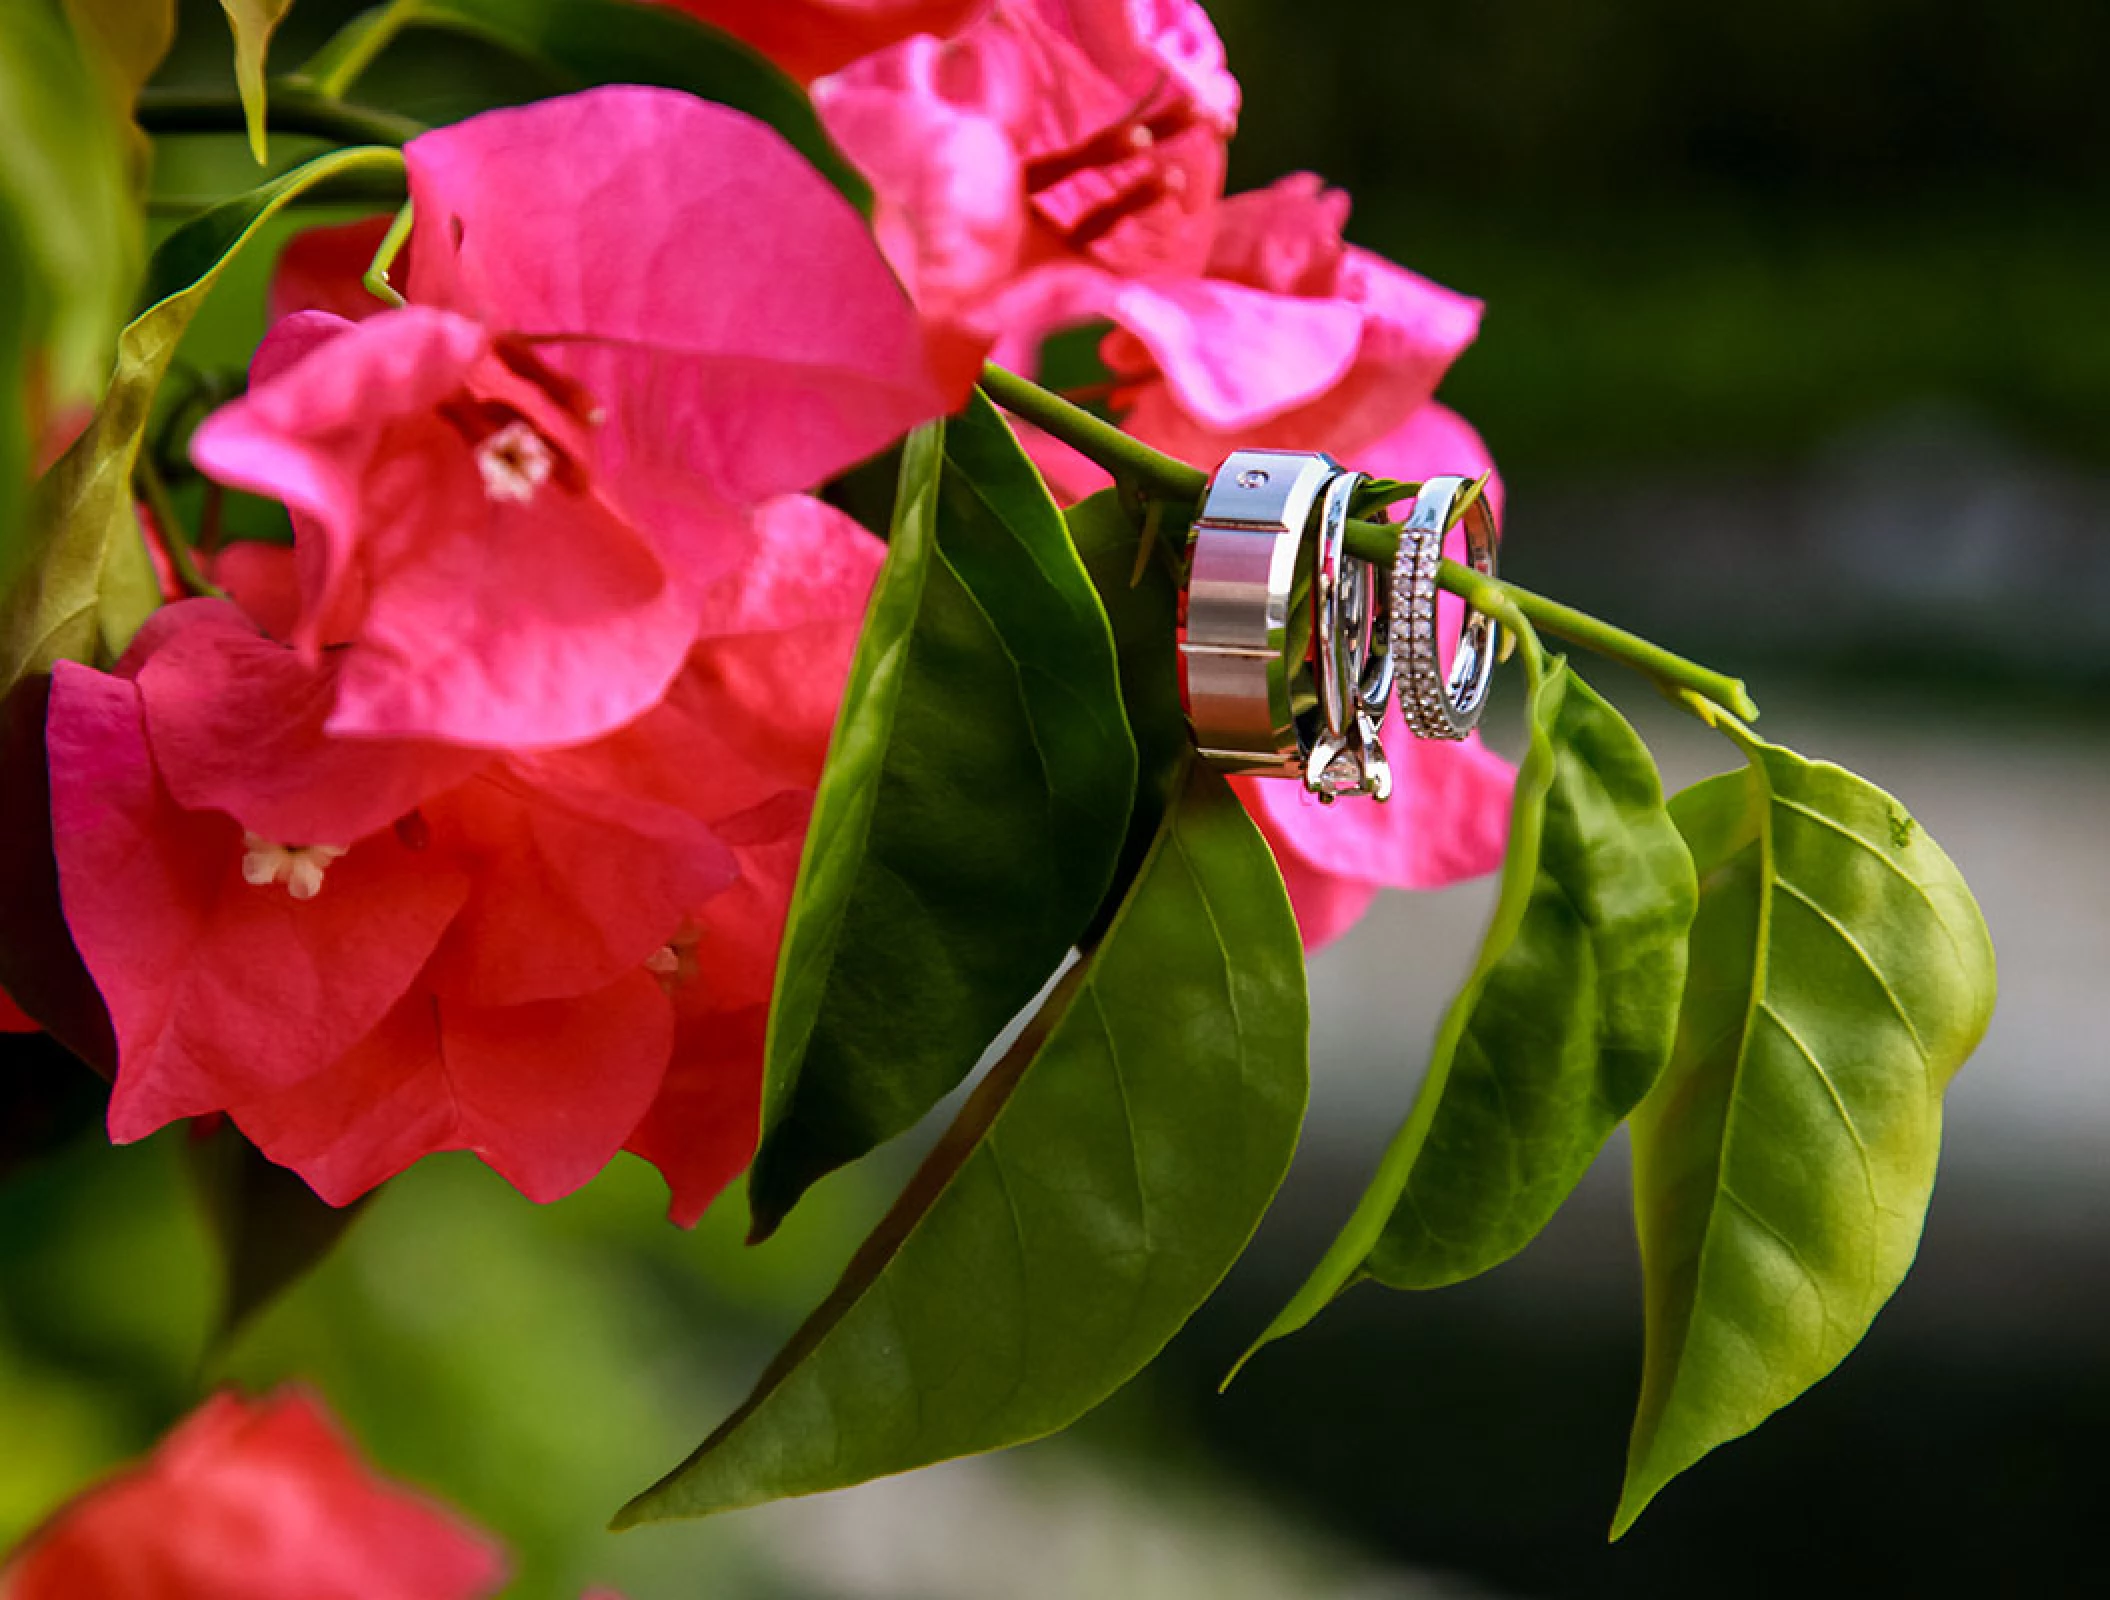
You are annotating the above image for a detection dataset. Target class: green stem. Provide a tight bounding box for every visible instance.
[137,86,426,147]
[363,201,415,308]
[985,360,1758,721]
[288,0,424,100]
[1441,561,1758,721]
[134,462,225,602]
[978,363,1206,501]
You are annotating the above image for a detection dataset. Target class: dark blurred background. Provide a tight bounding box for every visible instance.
[1187,3,2110,1595]
[4,2,2107,1596]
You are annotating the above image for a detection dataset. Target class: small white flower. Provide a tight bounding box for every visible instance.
[241,834,350,901]
[475,420,555,504]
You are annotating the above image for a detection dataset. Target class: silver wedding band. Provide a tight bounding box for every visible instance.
[1177,450,1338,776]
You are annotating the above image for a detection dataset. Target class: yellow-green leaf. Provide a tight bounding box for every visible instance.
[218,0,296,163]
[0,144,404,695]
[1614,732,1996,1535]
[0,0,138,572]
[63,0,177,130]
[1237,648,1696,1371]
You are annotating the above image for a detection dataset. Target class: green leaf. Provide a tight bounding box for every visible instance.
[399,0,868,205]
[63,0,177,180]
[1239,650,1697,1369]
[1613,731,1996,1536]
[617,761,1308,1523]
[188,1119,372,1349]
[750,396,1135,1236]
[217,0,296,163]
[0,144,405,697]
[1064,488,1195,878]
[0,0,138,579]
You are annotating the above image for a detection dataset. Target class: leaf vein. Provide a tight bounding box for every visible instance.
[1774,879,1932,1063]
[1752,1000,1879,1208]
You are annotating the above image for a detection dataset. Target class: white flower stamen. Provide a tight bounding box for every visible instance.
[643,946,682,978]
[475,420,555,504]
[241,833,350,901]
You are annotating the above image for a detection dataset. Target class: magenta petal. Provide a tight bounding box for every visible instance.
[321,440,694,750]
[694,494,883,639]
[209,541,302,642]
[232,975,673,1206]
[626,1001,765,1228]
[626,805,813,1223]
[48,664,470,1141]
[1112,277,1364,432]
[538,499,879,828]
[252,308,357,388]
[133,601,484,845]
[424,770,736,1009]
[189,308,490,654]
[1243,712,1515,896]
[197,308,700,749]
[818,76,1026,313]
[405,87,975,503]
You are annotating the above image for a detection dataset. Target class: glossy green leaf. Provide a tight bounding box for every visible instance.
[0,144,405,697]
[1241,650,1697,1368]
[1064,488,1194,881]
[400,0,867,205]
[0,0,137,580]
[751,396,1135,1235]
[217,0,295,162]
[618,762,1308,1522]
[1613,730,1996,1536]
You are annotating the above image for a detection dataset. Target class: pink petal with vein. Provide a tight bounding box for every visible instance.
[133,600,483,845]
[232,975,673,1206]
[421,771,735,1009]
[404,87,976,508]
[191,307,697,749]
[48,663,469,1140]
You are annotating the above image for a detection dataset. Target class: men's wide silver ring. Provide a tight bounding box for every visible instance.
[1392,475,1500,741]
[1178,449,1339,775]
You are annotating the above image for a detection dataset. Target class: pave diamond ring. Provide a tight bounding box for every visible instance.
[1392,476,1500,741]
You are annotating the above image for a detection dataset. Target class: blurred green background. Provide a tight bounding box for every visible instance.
[5,1,2108,1595]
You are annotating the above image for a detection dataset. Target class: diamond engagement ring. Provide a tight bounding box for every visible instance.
[1304,467,1392,802]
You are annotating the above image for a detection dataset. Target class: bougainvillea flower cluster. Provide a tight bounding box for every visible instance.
[43,2,1508,1229]
[44,86,955,1216]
